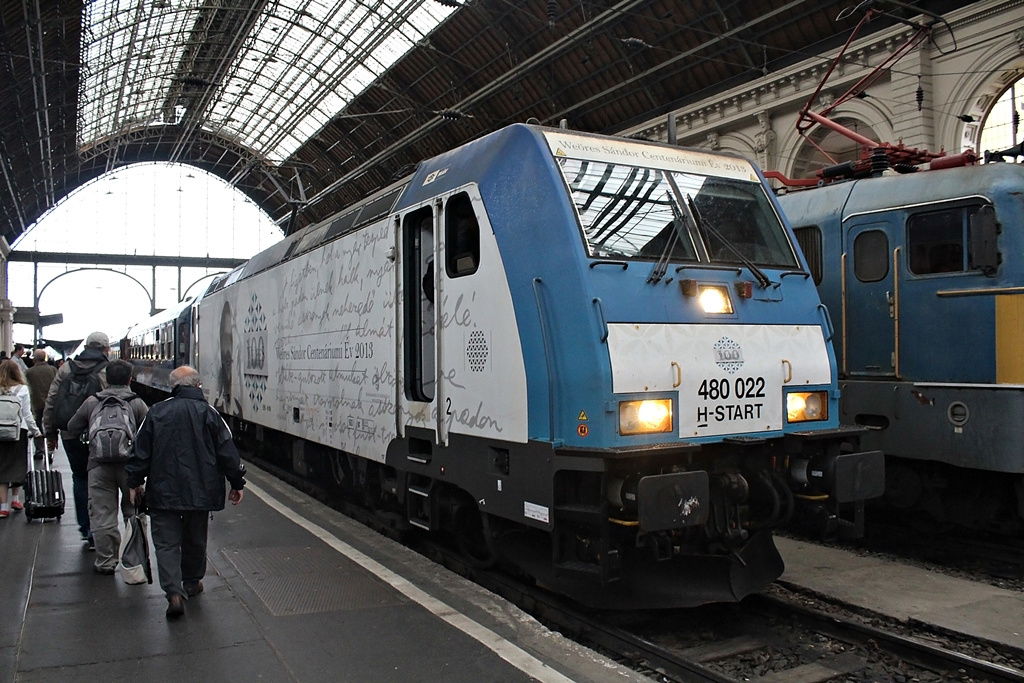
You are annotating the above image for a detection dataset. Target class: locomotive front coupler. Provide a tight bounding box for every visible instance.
[606,470,711,533]
[781,428,882,497]
[782,428,885,539]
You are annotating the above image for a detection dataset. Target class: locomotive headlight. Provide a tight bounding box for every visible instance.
[786,391,828,423]
[619,399,673,435]
[698,285,734,314]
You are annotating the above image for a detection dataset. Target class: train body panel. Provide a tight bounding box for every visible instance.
[134,123,885,607]
[197,210,529,462]
[780,161,1024,528]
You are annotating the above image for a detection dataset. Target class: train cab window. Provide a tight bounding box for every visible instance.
[445,193,479,277]
[558,157,796,267]
[853,230,889,283]
[907,204,988,275]
[560,158,698,261]
[792,226,823,285]
[692,182,798,268]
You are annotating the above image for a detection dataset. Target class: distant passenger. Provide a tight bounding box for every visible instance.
[0,360,41,518]
[11,344,28,375]
[43,331,110,548]
[25,349,56,462]
[67,360,148,575]
[127,365,246,619]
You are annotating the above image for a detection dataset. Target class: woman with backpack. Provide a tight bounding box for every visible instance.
[0,359,41,518]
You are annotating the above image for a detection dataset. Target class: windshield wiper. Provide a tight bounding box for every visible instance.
[686,195,772,288]
[648,203,684,284]
[662,172,771,287]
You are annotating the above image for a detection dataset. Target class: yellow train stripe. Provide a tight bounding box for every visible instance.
[996,294,1024,383]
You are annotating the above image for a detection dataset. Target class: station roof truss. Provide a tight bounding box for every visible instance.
[0,0,957,244]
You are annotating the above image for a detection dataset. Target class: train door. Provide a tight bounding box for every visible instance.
[843,219,897,377]
[398,203,441,444]
[397,192,486,448]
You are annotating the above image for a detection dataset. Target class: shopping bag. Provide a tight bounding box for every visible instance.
[117,511,153,585]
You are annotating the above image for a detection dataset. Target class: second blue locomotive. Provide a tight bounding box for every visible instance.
[780,156,1024,533]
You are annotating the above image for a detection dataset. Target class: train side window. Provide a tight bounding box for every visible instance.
[853,230,889,283]
[792,225,823,285]
[445,193,480,277]
[907,207,971,274]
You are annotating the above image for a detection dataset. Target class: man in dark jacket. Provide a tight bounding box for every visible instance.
[68,360,149,575]
[25,349,56,462]
[43,331,110,547]
[126,365,245,619]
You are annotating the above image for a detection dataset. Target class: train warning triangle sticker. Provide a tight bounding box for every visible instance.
[577,410,588,421]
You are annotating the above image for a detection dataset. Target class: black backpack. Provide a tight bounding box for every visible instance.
[52,359,107,431]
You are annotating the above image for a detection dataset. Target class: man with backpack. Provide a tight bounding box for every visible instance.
[43,331,110,548]
[67,359,148,575]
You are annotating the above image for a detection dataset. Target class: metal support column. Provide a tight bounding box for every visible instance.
[0,237,14,355]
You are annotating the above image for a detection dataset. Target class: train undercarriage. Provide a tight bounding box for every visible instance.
[880,457,1024,535]
[229,417,882,609]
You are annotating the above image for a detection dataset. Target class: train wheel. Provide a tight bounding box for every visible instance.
[453,503,497,569]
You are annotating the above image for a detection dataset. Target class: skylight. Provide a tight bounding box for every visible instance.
[79,0,456,162]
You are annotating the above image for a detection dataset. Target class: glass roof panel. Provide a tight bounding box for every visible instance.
[81,0,205,147]
[79,0,455,161]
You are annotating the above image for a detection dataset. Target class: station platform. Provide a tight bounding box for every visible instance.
[776,536,1024,654]
[2,448,1021,681]
[0,450,644,683]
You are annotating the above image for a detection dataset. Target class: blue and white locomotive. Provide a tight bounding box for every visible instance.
[779,150,1024,534]
[129,124,884,607]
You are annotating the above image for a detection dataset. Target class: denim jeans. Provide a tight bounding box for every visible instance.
[62,436,90,537]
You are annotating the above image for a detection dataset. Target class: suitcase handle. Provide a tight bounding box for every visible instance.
[36,440,51,472]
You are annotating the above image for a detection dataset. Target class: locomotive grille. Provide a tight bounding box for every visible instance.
[467,330,489,372]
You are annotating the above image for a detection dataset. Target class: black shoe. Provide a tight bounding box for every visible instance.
[166,595,185,619]
[86,535,95,551]
[185,581,204,598]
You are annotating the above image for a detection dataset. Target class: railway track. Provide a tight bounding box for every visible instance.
[247,453,1024,682]
[465,560,1024,683]
[860,512,1024,584]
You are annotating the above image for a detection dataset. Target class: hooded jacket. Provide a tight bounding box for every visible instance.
[42,347,109,440]
[126,384,246,511]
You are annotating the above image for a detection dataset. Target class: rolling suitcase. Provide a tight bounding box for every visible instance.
[24,444,65,522]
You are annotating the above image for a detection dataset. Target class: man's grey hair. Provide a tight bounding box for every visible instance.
[32,349,47,363]
[169,365,202,389]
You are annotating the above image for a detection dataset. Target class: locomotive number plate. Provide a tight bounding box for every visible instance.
[687,372,781,437]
